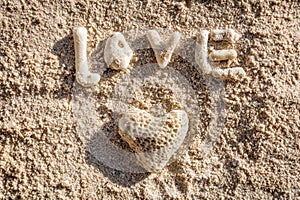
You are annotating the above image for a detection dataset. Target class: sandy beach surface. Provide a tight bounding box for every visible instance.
[1,0,299,199]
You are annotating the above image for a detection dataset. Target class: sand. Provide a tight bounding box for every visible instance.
[0,0,300,199]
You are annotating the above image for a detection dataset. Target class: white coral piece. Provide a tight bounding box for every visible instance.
[73,27,100,87]
[104,32,133,71]
[210,29,242,43]
[209,49,237,61]
[118,108,189,172]
[195,30,211,74]
[147,30,181,68]
[212,67,246,77]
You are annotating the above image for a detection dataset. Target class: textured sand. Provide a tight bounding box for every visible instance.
[1,0,300,199]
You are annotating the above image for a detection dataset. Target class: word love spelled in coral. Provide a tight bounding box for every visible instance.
[73,27,246,87]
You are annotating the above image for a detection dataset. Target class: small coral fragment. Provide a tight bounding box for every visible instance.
[104,32,133,71]
[209,49,237,61]
[147,30,181,68]
[118,108,189,172]
[210,29,241,43]
[195,30,211,74]
[212,67,246,77]
[73,27,100,87]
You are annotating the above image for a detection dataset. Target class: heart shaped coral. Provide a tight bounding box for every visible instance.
[118,108,189,172]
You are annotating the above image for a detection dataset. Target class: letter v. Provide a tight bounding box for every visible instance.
[147,30,181,68]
